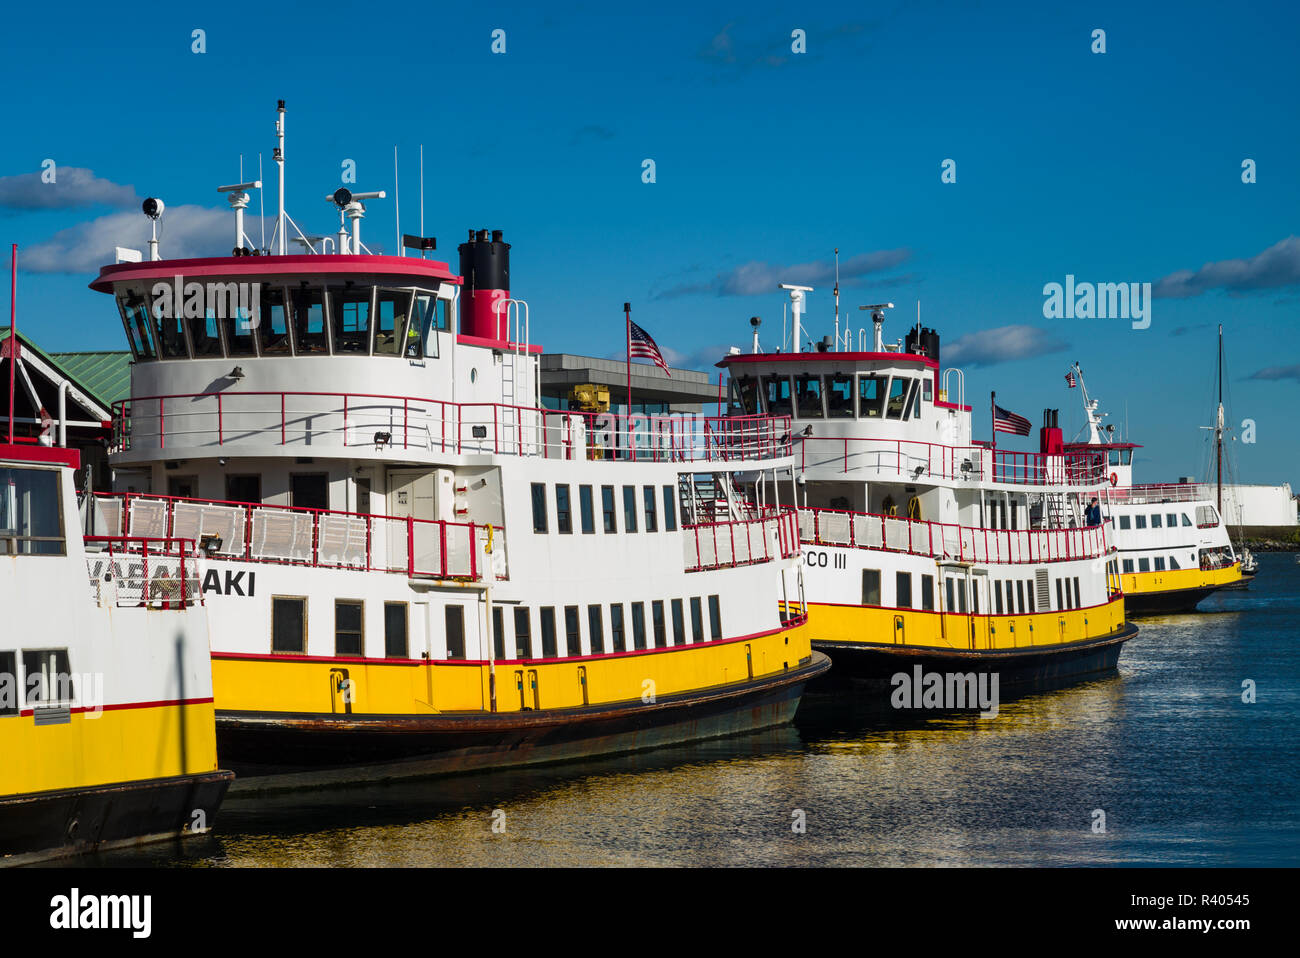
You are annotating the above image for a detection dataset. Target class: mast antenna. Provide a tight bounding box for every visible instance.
[833,248,839,352]
[394,145,401,257]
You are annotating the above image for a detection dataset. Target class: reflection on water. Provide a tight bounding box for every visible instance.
[85,555,1300,867]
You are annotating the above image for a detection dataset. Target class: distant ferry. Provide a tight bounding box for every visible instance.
[1064,363,1242,614]
[1,439,230,863]
[717,298,1136,698]
[84,103,825,788]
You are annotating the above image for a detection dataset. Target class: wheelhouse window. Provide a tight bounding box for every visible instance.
[0,466,65,556]
[151,291,189,359]
[259,285,292,355]
[219,287,258,357]
[186,310,224,357]
[886,377,911,420]
[827,374,854,418]
[763,375,793,416]
[408,292,440,359]
[733,375,760,415]
[330,285,373,354]
[859,375,887,418]
[291,286,329,354]
[373,288,413,356]
[794,374,825,419]
[118,290,156,361]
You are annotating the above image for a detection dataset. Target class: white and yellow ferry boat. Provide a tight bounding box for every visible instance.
[84,104,823,786]
[1063,363,1242,614]
[718,300,1136,695]
[0,436,230,863]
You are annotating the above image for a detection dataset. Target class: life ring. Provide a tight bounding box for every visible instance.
[1109,472,1118,487]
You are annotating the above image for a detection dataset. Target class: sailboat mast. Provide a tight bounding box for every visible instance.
[1216,323,1224,517]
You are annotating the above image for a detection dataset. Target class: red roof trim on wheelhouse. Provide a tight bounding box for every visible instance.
[0,443,81,469]
[716,351,939,370]
[89,254,461,293]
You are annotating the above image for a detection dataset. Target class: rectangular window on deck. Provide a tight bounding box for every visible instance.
[643,487,658,532]
[0,652,16,716]
[580,485,595,534]
[335,600,363,656]
[671,598,685,645]
[1167,513,1178,528]
[623,486,638,532]
[610,604,626,652]
[540,607,558,657]
[21,649,74,705]
[946,578,956,613]
[1138,557,1150,572]
[690,597,704,643]
[1151,514,1162,529]
[1016,581,1025,615]
[995,584,1004,614]
[862,569,881,605]
[631,602,647,650]
[1122,558,1134,573]
[1135,515,1147,530]
[602,485,617,532]
[652,600,667,648]
[384,602,408,658]
[956,581,967,613]
[1169,556,1180,570]
[272,597,306,653]
[587,605,605,653]
[1005,581,1015,614]
[513,607,533,658]
[921,575,935,611]
[564,606,582,656]
[492,607,505,659]
[1027,579,1037,612]
[663,486,677,531]
[1119,515,1131,530]
[1074,576,1081,604]
[445,605,466,659]
[1055,580,1064,610]
[708,595,722,639]
[897,572,913,609]
[555,485,572,534]
[531,483,548,533]
[0,466,65,556]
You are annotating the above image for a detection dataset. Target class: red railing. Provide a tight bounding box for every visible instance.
[84,535,199,607]
[798,506,1110,565]
[797,436,1108,487]
[89,492,495,581]
[1106,483,1208,504]
[683,509,800,573]
[110,391,792,464]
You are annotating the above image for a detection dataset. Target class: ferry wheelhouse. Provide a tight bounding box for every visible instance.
[1,441,230,863]
[719,300,1136,695]
[1065,364,1242,614]
[85,106,823,785]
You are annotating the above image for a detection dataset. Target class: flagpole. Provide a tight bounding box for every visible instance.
[990,390,996,453]
[624,302,632,459]
[8,245,16,445]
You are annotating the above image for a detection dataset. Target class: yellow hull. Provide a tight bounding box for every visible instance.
[212,624,812,717]
[1122,562,1242,597]
[797,595,1128,653]
[0,701,220,798]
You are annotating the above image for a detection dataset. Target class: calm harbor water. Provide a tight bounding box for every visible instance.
[86,554,1300,867]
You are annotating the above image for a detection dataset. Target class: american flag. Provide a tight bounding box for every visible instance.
[628,319,670,377]
[1065,370,1077,388]
[994,404,1032,436]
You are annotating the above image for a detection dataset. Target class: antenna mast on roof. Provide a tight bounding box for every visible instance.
[274,100,286,254]
[833,249,840,352]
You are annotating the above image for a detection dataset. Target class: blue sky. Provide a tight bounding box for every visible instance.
[2,0,1298,487]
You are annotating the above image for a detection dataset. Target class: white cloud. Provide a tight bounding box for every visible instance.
[653,248,912,299]
[1154,236,1300,298]
[22,205,270,274]
[0,167,138,210]
[945,324,1069,368]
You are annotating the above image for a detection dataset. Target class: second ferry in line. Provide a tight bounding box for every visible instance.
[1063,362,1243,614]
[85,102,825,789]
[717,295,1138,698]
